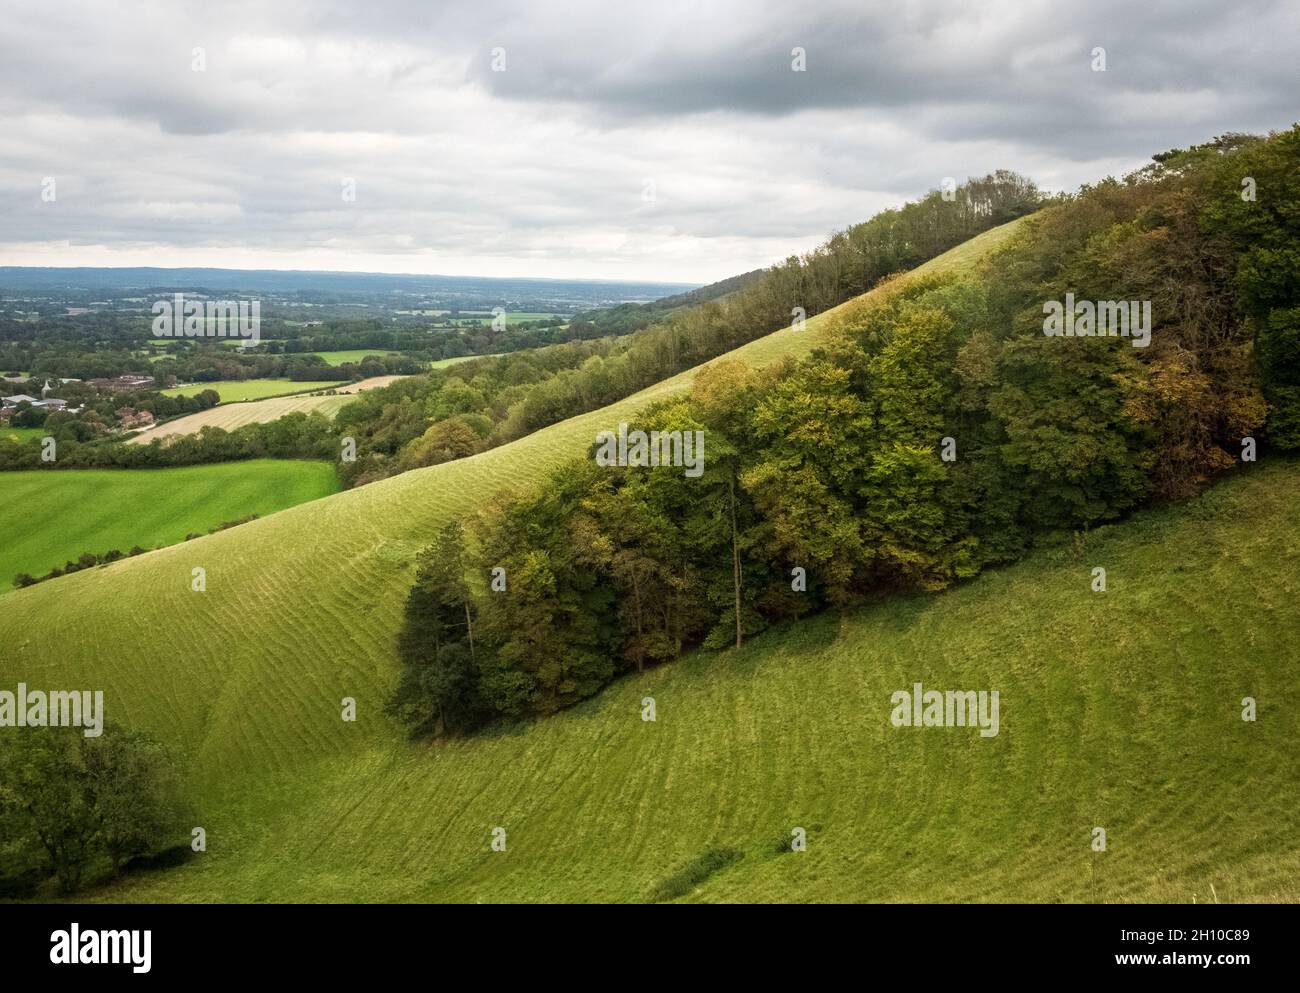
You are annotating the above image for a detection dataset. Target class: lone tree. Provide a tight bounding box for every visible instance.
[0,725,186,893]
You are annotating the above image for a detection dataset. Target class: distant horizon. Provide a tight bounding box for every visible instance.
[6,1,1297,285]
[0,263,700,290]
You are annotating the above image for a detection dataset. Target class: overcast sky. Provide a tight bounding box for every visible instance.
[0,0,1296,284]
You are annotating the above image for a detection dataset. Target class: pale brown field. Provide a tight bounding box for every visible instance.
[127,376,405,445]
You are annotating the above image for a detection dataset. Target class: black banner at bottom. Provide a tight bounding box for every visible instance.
[0,902,1292,981]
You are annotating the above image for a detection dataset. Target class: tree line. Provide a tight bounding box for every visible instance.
[0,410,338,470]
[337,171,1042,487]
[387,128,1299,735]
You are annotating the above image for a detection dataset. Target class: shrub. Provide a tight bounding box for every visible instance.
[648,847,744,902]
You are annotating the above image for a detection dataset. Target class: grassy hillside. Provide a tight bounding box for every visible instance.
[0,460,340,584]
[18,457,1298,904]
[29,217,1296,902]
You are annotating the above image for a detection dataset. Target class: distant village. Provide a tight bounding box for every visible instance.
[1,374,160,433]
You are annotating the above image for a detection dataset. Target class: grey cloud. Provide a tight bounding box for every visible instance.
[0,0,1296,282]
[466,0,1300,157]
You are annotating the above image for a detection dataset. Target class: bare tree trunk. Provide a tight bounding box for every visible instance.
[730,477,742,650]
[464,601,475,661]
[631,571,644,672]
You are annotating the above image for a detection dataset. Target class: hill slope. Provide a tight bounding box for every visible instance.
[7,219,1027,777]
[47,457,1300,903]
[29,218,1299,902]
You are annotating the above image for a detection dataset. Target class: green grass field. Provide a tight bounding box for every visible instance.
[429,354,497,369]
[11,217,1295,903]
[2,426,47,443]
[311,349,403,366]
[310,351,487,369]
[0,460,340,585]
[456,311,562,325]
[161,379,345,403]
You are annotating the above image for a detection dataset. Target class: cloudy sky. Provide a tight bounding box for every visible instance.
[0,0,1296,284]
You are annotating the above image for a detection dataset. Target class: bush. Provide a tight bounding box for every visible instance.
[648,847,744,902]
